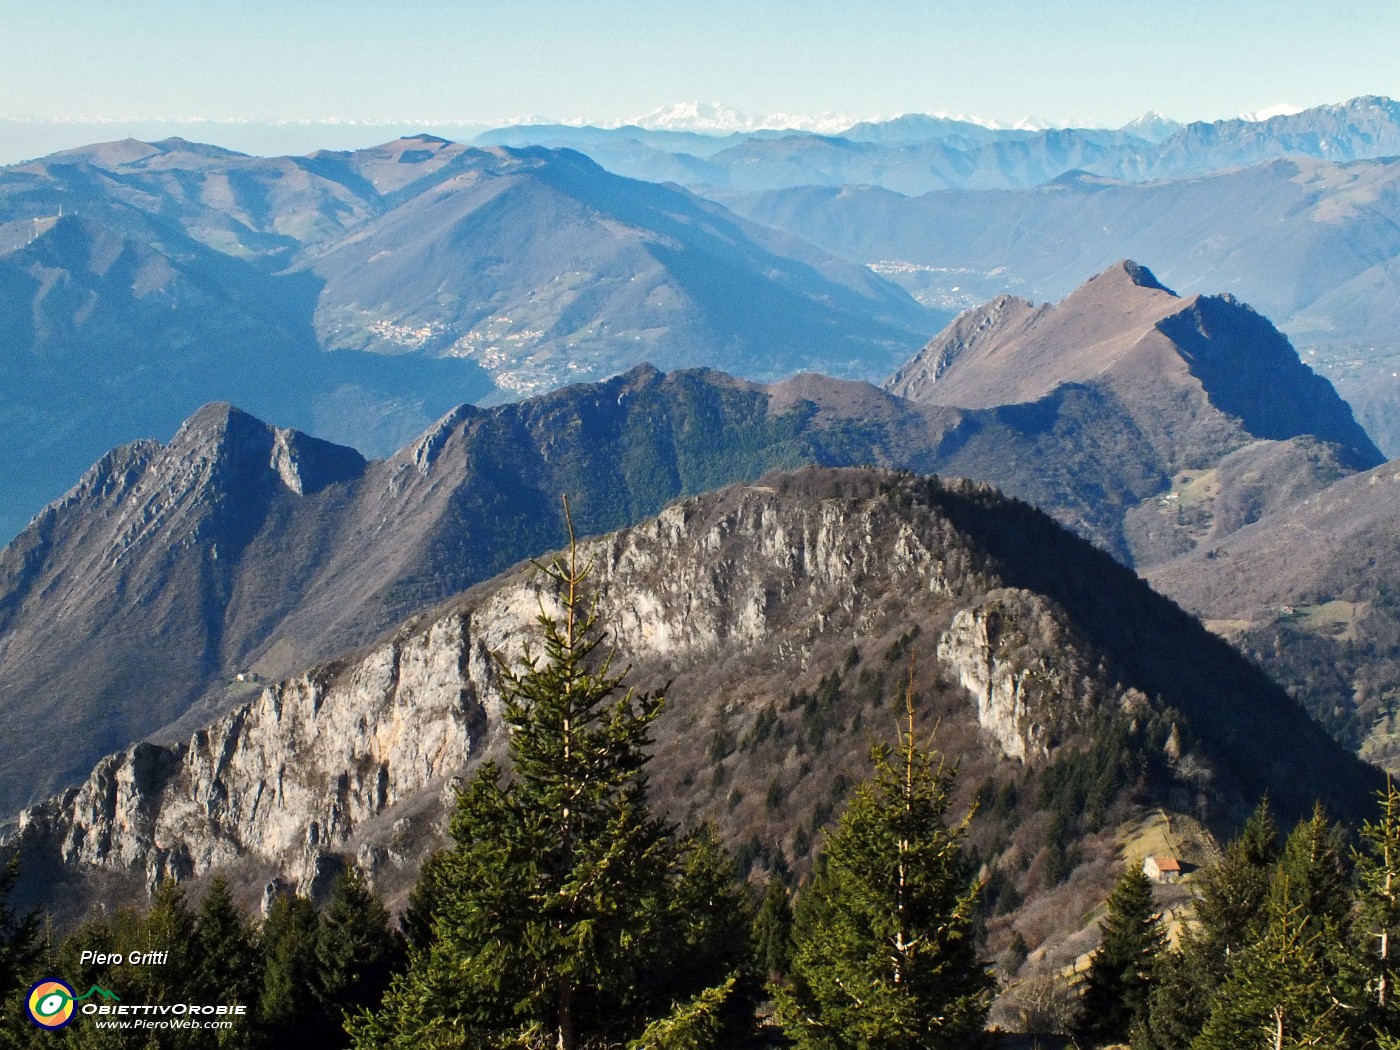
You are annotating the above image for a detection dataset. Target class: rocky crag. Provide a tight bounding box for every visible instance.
[7,469,1377,935]
[0,273,1382,813]
[888,260,1382,563]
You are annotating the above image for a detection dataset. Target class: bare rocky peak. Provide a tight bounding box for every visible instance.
[0,408,366,812]
[1,404,364,620]
[886,261,1382,470]
[887,260,1187,409]
[169,403,367,494]
[5,467,1376,919]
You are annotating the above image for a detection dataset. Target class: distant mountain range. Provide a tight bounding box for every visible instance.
[7,95,1400,544]
[0,264,1377,814]
[420,95,1400,459]
[0,136,937,541]
[717,154,1400,455]
[485,96,1400,194]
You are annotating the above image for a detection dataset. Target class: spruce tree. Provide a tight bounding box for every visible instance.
[0,859,39,1005]
[258,893,324,1045]
[755,875,794,980]
[145,881,200,1002]
[1078,865,1164,1043]
[195,879,260,1007]
[1193,798,1281,964]
[775,683,991,1050]
[1196,888,1356,1050]
[401,848,450,952]
[1196,807,1363,1050]
[1275,804,1350,930]
[1355,780,1400,1041]
[191,879,261,1048]
[316,866,402,1041]
[351,502,740,1050]
[1130,942,1212,1050]
[84,884,205,1050]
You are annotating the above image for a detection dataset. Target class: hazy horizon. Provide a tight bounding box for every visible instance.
[0,95,1370,167]
[3,0,1397,164]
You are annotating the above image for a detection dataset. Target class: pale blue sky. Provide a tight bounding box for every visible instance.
[1,0,1394,130]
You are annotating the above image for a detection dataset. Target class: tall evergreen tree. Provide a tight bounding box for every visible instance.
[190,879,261,1048]
[258,892,324,1045]
[755,875,794,981]
[195,880,261,1007]
[1131,942,1213,1050]
[51,886,206,1050]
[1355,780,1400,1041]
[401,848,451,952]
[1194,798,1281,964]
[1196,807,1363,1050]
[0,859,39,1005]
[351,502,740,1050]
[1275,804,1350,930]
[775,683,991,1050]
[1078,865,1165,1043]
[316,866,402,1041]
[144,881,200,1003]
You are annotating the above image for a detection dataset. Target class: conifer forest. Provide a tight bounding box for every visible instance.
[3,527,1398,1050]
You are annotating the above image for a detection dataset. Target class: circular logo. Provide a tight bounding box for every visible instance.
[26,979,76,1030]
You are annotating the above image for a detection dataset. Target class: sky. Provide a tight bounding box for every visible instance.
[1,0,1397,153]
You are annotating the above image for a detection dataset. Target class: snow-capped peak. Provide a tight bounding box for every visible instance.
[619,101,861,134]
[1239,103,1305,122]
[481,102,1085,137]
[1118,111,1183,141]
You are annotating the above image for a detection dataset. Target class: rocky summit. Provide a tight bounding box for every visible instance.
[0,263,1384,814]
[887,260,1382,563]
[887,260,1378,467]
[6,469,1377,933]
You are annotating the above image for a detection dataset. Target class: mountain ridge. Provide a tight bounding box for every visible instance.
[0,266,1380,812]
[494,95,1400,196]
[0,137,939,541]
[5,469,1381,933]
[887,260,1381,474]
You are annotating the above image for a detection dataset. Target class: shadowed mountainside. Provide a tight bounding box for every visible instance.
[7,470,1382,961]
[0,262,1381,810]
[0,136,938,542]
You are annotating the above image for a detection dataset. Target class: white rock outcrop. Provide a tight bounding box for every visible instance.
[12,481,985,896]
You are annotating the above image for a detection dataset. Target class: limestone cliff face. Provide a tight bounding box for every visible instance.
[6,473,1073,897]
[937,591,1088,762]
[17,612,482,893]
[6,468,1376,906]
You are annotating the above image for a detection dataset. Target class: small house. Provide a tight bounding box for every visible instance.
[1143,855,1182,883]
